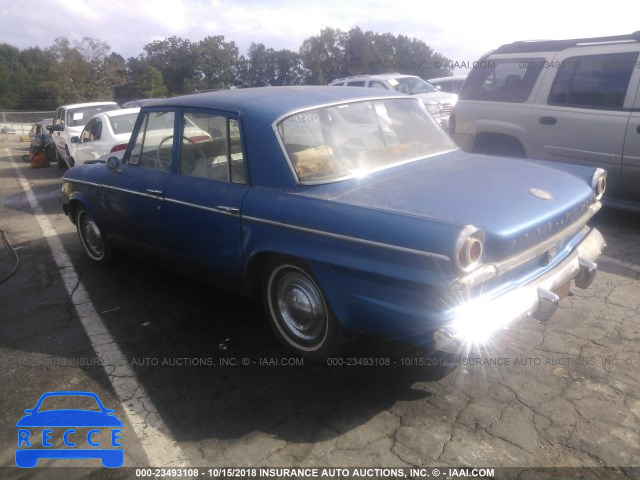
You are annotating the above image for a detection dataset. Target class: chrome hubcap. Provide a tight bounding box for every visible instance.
[275,270,326,344]
[81,214,103,258]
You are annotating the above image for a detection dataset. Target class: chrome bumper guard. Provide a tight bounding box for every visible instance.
[434,227,605,353]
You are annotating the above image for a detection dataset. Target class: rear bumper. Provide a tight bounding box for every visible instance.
[434,227,605,353]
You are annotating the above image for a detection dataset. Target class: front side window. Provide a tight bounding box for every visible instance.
[368,81,388,90]
[548,52,638,109]
[461,58,544,102]
[128,111,176,171]
[179,112,246,184]
[276,98,457,184]
[80,119,102,142]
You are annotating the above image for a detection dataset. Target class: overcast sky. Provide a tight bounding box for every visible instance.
[1,0,638,76]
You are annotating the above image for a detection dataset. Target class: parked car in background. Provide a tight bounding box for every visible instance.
[450,31,640,210]
[1,126,16,134]
[329,73,458,128]
[28,118,53,148]
[62,87,605,361]
[71,108,140,164]
[428,75,467,94]
[51,102,120,168]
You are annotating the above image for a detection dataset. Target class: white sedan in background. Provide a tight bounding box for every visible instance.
[71,108,140,164]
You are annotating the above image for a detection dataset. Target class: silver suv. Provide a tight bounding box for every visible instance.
[51,102,119,168]
[329,73,458,128]
[450,32,640,209]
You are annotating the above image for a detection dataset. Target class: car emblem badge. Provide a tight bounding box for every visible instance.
[530,188,553,200]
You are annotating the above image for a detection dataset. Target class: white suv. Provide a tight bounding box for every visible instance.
[51,102,119,167]
[450,32,640,209]
[329,73,458,128]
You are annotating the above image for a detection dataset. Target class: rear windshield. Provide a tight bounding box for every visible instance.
[108,112,139,135]
[276,98,457,184]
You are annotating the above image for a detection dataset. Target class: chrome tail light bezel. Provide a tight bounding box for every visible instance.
[455,225,485,273]
[591,168,607,201]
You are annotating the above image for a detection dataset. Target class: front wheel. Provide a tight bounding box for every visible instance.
[54,148,66,168]
[76,207,115,264]
[262,258,345,362]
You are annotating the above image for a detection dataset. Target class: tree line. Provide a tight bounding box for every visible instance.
[0,27,453,111]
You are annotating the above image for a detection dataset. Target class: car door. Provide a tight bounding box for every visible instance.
[527,48,639,193]
[161,110,250,288]
[74,117,102,164]
[52,107,66,156]
[101,109,177,259]
[622,73,640,194]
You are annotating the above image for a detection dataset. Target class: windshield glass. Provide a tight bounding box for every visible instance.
[67,105,119,127]
[277,98,456,184]
[388,77,439,94]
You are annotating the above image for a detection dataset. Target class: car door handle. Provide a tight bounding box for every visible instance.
[216,206,240,215]
[145,189,163,196]
[539,116,557,125]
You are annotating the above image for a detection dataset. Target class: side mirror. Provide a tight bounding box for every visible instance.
[106,156,121,171]
[51,124,64,132]
[70,136,80,144]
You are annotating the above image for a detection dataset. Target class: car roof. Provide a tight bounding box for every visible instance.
[59,101,119,109]
[147,86,406,121]
[102,107,141,117]
[492,31,640,55]
[331,73,419,83]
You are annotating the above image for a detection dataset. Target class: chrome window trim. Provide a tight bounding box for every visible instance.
[243,215,451,261]
[271,96,459,185]
[456,201,602,288]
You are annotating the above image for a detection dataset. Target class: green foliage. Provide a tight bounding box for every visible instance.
[0,27,453,110]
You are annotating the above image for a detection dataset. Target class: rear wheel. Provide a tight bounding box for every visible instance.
[76,207,115,264]
[262,257,344,362]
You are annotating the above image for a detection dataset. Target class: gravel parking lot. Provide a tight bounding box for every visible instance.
[1,137,639,479]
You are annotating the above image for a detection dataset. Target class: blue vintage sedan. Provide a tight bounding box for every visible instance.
[62,87,606,361]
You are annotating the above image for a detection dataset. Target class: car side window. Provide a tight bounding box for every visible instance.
[54,108,64,126]
[128,111,176,171]
[460,58,544,102]
[179,112,246,184]
[368,81,388,89]
[347,81,366,87]
[548,52,638,109]
[90,119,102,141]
[80,120,95,143]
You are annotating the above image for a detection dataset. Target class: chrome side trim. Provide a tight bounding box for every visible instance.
[102,184,163,200]
[243,215,451,261]
[163,197,238,216]
[456,201,601,288]
[66,178,100,188]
